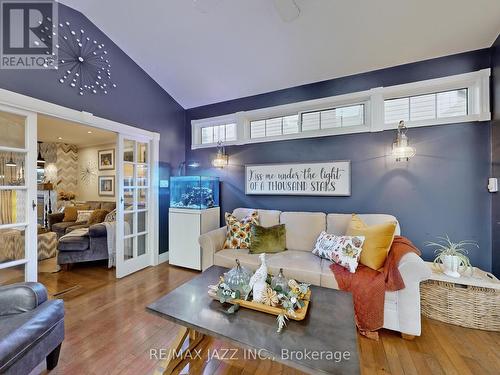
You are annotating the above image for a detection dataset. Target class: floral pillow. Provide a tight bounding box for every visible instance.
[312,232,365,273]
[76,210,94,223]
[223,211,259,250]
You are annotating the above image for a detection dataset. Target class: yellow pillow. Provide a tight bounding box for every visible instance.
[62,204,90,222]
[346,214,397,270]
[62,206,78,222]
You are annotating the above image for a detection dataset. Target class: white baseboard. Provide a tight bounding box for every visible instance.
[158,251,169,264]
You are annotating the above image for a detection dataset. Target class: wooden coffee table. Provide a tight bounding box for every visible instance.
[147,266,359,374]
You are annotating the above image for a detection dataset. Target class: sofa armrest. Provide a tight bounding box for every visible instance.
[89,223,107,237]
[199,226,227,271]
[398,252,431,284]
[0,282,48,316]
[391,252,431,336]
[48,212,65,230]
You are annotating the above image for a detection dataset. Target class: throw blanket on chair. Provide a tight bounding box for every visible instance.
[60,228,89,238]
[103,221,132,268]
[103,221,116,268]
[330,236,420,340]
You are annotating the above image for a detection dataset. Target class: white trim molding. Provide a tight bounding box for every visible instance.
[158,251,169,264]
[0,88,162,279]
[191,69,491,149]
[0,88,159,139]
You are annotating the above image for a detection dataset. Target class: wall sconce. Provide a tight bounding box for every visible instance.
[392,120,416,162]
[212,141,228,168]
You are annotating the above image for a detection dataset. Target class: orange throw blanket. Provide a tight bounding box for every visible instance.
[330,236,421,340]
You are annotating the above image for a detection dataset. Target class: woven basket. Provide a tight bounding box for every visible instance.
[421,280,500,331]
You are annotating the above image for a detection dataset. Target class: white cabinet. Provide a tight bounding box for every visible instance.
[168,207,220,270]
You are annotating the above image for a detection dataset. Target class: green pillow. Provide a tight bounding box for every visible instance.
[249,224,287,254]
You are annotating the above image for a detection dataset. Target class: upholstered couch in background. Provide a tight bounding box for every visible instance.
[0,282,64,374]
[57,222,109,266]
[48,201,116,238]
[199,208,431,337]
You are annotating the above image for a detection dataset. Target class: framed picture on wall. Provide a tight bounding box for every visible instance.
[98,176,115,196]
[98,149,115,170]
[245,160,351,196]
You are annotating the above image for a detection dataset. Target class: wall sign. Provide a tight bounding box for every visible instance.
[245,161,351,196]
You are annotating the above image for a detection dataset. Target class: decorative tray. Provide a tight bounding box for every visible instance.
[208,289,311,321]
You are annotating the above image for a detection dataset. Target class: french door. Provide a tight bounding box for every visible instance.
[0,105,37,284]
[116,134,154,278]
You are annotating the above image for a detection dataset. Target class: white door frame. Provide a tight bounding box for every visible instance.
[116,133,155,278]
[0,88,161,275]
[0,104,37,281]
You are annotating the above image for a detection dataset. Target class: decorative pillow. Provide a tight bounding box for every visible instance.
[312,232,364,273]
[223,211,259,249]
[76,210,94,223]
[88,209,110,225]
[346,214,397,270]
[104,209,116,222]
[249,224,286,254]
[62,206,78,222]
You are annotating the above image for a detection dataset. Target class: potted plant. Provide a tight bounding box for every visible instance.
[425,235,477,278]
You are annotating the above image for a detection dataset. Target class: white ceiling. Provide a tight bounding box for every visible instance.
[38,115,116,146]
[60,0,500,109]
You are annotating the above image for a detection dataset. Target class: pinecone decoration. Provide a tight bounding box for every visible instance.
[262,287,279,307]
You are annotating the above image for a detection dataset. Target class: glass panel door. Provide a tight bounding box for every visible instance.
[0,106,37,285]
[116,135,152,278]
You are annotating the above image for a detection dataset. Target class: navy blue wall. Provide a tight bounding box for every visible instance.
[186,49,493,271]
[492,35,500,277]
[0,4,185,253]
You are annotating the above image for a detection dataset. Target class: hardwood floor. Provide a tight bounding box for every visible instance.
[35,261,500,375]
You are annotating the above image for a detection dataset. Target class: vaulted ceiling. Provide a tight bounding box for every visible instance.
[60,0,500,109]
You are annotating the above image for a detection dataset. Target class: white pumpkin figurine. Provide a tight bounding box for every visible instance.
[248,253,268,303]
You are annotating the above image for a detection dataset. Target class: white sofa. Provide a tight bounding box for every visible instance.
[199,208,431,337]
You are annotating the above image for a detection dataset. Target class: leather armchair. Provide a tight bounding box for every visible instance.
[0,283,64,374]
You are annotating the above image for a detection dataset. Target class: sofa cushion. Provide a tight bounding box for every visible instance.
[249,224,286,254]
[52,221,77,236]
[267,250,322,285]
[312,232,364,273]
[65,224,89,234]
[214,249,272,270]
[223,211,259,250]
[232,208,281,228]
[58,236,89,252]
[101,202,116,211]
[320,259,340,290]
[76,210,93,223]
[327,213,401,236]
[280,212,326,252]
[62,206,78,222]
[86,201,102,210]
[89,223,107,237]
[88,209,109,225]
[347,214,397,270]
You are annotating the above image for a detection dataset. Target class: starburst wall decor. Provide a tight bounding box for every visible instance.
[55,21,117,96]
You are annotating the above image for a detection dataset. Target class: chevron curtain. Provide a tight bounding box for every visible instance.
[0,190,14,224]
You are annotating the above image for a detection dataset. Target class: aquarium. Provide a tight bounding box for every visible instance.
[170,176,219,209]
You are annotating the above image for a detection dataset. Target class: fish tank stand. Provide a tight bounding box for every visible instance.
[168,176,221,270]
[169,207,220,270]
